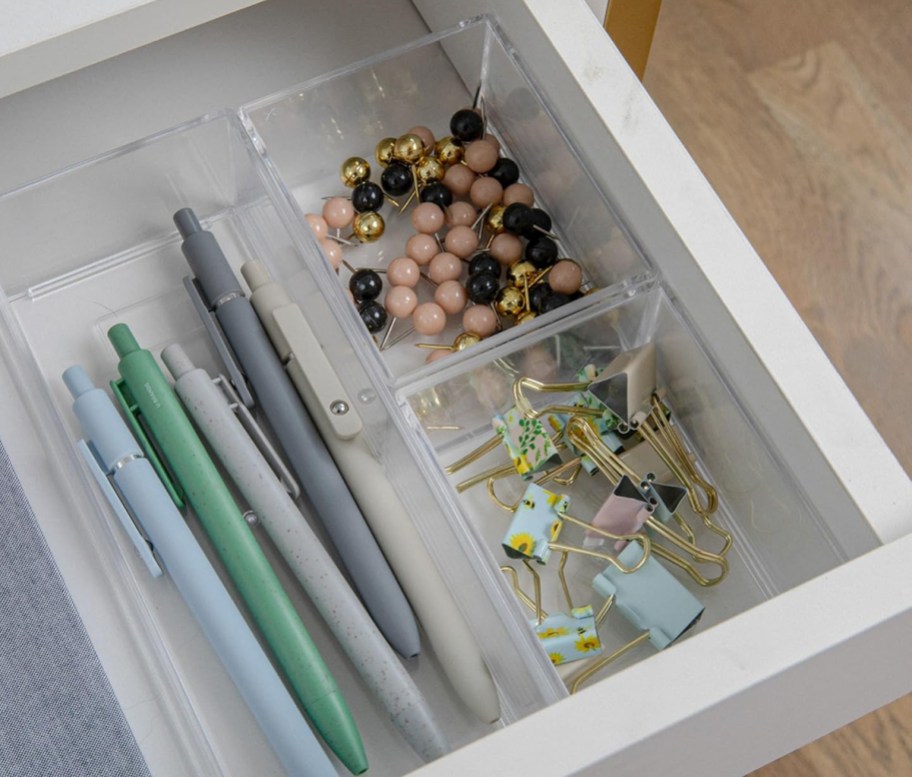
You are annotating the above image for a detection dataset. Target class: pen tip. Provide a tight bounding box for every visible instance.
[173,207,202,239]
[161,343,194,380]
[63,365,94,399]
[108,323,141,358]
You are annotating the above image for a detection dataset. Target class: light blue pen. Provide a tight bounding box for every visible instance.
[63,365,336,777]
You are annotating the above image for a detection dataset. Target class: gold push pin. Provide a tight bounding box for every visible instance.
[393,133,424,165]
[415,156,444,186]
[435,136,464,167]
[340,156,371,188]
[375,137,396,167]
[351,211,385,242]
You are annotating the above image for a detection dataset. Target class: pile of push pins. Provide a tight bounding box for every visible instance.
[304,103,591,363]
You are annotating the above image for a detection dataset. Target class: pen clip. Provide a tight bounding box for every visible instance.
[110,378,185,509]
[213,374,301,499]
[77,439,163,578]
[272,304,363,440]
[183,275,255,409]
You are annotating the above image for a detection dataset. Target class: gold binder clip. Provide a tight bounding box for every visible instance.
[632,394,731,554]
[566,416,729,587]
[513,343,731,557]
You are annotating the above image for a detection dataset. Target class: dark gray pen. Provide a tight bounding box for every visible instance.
[174,207,420,659]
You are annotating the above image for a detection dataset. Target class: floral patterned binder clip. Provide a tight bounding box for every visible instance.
[445,406,566,492]
[565,542,705,693]
[500,567,605,668]
[493,407,563,479]
[498,481,652,664]
[501,482,652,573]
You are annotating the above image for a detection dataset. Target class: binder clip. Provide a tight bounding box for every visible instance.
[565,541,704,693]
[590,343,728,553]
[500,567,603,666]
[513,342,732,557]
[501,483,652,576]
[499,481,652,667]
[543,365,632,477]
[493,406,563,478]
[445,407,568,492]
[566,416,728,587]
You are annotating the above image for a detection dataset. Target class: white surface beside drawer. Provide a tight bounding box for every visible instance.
[0,0,265,99]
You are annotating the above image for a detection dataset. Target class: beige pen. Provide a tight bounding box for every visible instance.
[241,260,501,724]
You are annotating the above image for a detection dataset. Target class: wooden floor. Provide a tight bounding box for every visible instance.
[643,1,912,774]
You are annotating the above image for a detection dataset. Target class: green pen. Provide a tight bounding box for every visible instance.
[108,323,366,775]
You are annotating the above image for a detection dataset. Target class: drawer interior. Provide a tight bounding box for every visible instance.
[0,12,888,777]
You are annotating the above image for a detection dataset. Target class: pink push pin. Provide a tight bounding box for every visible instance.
[446,202,477,228]
[406,233,438,266]
[464,139,499,174]
[413,302,448,336]
[379,284,419,351]
[387,256,421,288]
[427,252,463,284]
[305,213,328,239]
[470,177,503,210]
[443,164,476,198]
[462,305,499,338]
[411,202,446,235]
[488,233,523,265]
[444,225,480,259]
[434,280,467,315]
[322,197,355,231]
[503,183,534,207]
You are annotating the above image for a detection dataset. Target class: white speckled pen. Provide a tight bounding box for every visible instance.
[161,343,449,763]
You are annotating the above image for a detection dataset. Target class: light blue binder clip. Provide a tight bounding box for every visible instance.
[564,542,704,693]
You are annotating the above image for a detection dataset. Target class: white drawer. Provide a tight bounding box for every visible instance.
[0,2,908,776]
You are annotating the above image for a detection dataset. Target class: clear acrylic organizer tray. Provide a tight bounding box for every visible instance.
[0,15,876,777]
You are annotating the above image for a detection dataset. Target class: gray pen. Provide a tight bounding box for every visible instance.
[174,207,419,659]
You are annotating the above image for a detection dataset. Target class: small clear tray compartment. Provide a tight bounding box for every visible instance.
[396,281,853,684]
[0,112,528,776]
[242,17,650,381]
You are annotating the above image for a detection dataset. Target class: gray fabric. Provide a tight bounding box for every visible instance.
[0,439,150,777]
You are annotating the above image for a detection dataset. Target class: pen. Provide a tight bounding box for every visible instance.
[241,260,502,724]
[107,323,367,775]
[162,344,449,761]
[62,365,335,777]
[173,207,419,660]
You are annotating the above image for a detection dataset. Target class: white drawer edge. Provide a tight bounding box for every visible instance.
[0,0,264,99]
[411,531,912,776]
[515,0,911,542]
